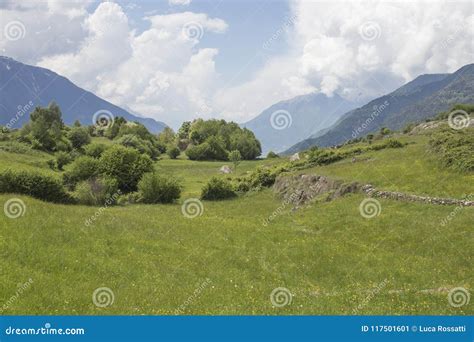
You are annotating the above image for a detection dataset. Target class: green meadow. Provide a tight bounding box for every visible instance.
[0,133,472,315]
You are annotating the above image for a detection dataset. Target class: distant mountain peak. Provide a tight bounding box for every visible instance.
[242,92,360,154]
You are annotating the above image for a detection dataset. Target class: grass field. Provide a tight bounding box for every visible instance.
[0,136,473,315]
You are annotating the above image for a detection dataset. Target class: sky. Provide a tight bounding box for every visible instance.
[1,0,473,128]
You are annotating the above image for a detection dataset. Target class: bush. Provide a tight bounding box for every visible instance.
[68,127,91,149]
[117,192,142,206]
[63,156,100,187]
[429,127,474,172]
[99,145,153,192]
[201,177,236,200]
[0,170,72,203]
[84,143,107,158]
[166,145,180,159]
[266,151,279,158]
[73,176,119,206]
[56,151,72,170]
[384,139,404,148]
[137,173,182,203]
[116,134,161,159]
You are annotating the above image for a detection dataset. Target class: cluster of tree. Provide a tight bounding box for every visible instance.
[174,119,262,161]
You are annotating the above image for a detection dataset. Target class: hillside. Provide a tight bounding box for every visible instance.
[285,64,474,153]
[0,56,167,133]
[0,117,472,315]
[242,93,358,154]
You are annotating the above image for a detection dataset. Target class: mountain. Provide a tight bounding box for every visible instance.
[284,64,474,154]
[0,56,167,133]
[242,93,358,154]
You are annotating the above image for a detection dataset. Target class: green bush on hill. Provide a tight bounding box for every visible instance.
[63,156,100,188]
[68,127,91,149]
[0,170,72,203]
[138,173,182,204]
[429,126,474,172]
[73,176,119,206]
[201,177,236,200]
[166,145,180,159]
[99,145,154,192]
[84,143,107,159]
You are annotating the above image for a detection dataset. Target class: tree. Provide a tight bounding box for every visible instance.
[157,127,175,145]
[266,151,279,159]
[99,145,153,192]
[228,150,242,171]
[73,120,81,127]
[177,121,191,139]
[68,127,91,149]
[25,103,64,151]
[166,145,180,159]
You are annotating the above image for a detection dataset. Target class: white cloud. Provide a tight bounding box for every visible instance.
[1,0,472,127]
[169,0,192,6]
[215,0,474,120]
[34,3,228,128]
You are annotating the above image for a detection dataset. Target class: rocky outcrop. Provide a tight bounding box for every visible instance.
[273,174,360,205]
[273,173,474,207]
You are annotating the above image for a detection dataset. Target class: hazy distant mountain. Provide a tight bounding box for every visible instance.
[0,56,167,133]
[242,93,358,154]
[285,63,474,154]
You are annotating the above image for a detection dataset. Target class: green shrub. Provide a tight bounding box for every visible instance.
[73,176,120,206]
[99,145,153,192]
[84,143,107,158]
[266,151,279,158]
[201,177,236,200]
[429,127,474,172]
[384,139,404,148]
[117,192,142,206]
[68,127,91,149]
[63,156,100,187]
[0,170,72,203]
[56,151,72,170]
[166,145,180,159]
[137,173,182,203]
[116,134,159,159]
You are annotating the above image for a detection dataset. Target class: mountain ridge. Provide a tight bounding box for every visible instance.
[242,92,360,154]
[284,64,474,154]
[0,56,167,133]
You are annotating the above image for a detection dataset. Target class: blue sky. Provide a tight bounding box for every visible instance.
[1,0,472,128]
[117,0,292,84]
